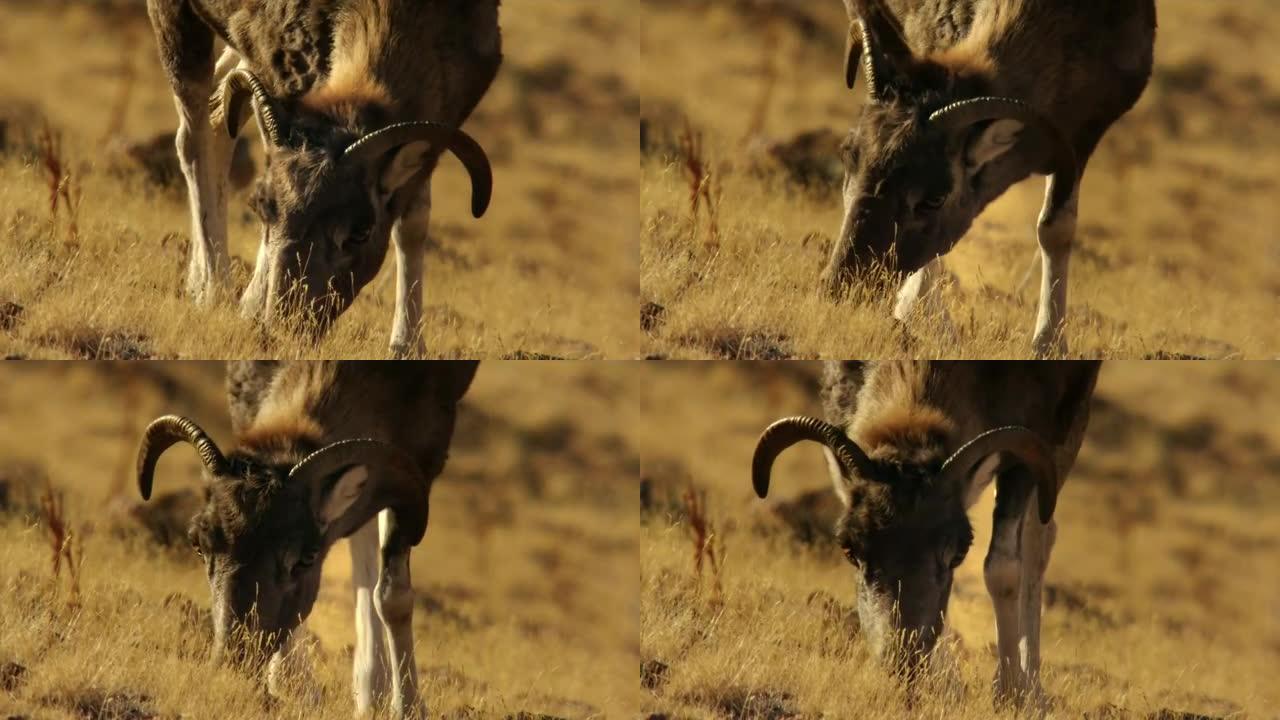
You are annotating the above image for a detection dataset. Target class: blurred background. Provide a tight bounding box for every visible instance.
[640,1,1280,358]
[0,0,639,359]
[0,362,639,719]
[639,361,1280,718]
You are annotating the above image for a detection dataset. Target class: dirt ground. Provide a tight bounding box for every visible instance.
[0,0,639,359]
[639,361,1280,718]
[640,1,1280,359]
[0,362,639,718]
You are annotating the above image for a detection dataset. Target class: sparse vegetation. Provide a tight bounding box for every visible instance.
[639,2,1280,358]
[639,362,1280,718]
[0,362,639,718]
[0,2,639,359]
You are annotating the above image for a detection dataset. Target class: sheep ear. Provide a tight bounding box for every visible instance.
[824,448,855,508]
[378,141,432,196]
[962,454,1001,507]
[315,465,371,538]
[965,119,1023,173]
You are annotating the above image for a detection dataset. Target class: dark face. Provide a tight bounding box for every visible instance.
[827,103,984,285]
[839,503,974,671]
[243,149,395,333]
[187,468,327,666]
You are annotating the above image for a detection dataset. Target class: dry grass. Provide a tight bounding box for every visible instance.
[639,362,1280,718]
[639,1,1280,359]
[0,362,639,719]
[0,1,639,359]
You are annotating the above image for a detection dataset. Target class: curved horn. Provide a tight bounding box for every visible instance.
[752,416,877,499]
[136,415,228,501]
[288,439,429,548]
[929,97,1079,218]
[844,23,863,90]
[849,0,915,101]
[937,426,1059,523]
[212,69,283,146]
[342,121,492,218]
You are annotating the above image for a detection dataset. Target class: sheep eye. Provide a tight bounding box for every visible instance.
[249,188,278,223]
[346,227,370,247]
[840,544,860,566]
[920,193,946,211]
[297,547,319,570]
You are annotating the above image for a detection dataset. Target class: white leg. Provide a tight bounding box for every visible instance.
[986,479,1055,713]
[239,229,271,320]
[267,630,320,704]
[389,190,431,358]
[173,49,241,303]
[985,500,1026,703]
[1014,248,1041,299]
[266,629,293,697]
[376,511,423,719]
[1018,509,1056,714]
[350,518,391,715]
[894,258,955,338]
[1033,178,1078,357]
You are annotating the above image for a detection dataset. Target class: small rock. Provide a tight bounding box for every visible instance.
[500,351,566,360]
[641,659,669,691]
[68,689,157,720]
[0,302,23,332]
[641,301,666,335]
[0,661,27,693]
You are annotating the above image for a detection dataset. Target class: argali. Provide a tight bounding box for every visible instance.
[136,360,477,717]
[146,0,500,355]
[821,0,1156,355]
[752,360,1100,709]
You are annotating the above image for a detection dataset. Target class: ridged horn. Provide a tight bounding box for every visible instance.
[844,23,863,90]
[849,0,915,101]
[287,439,429,548]
[136,415,227,501]
[929,97,1079,217]
[342,121,492,218]
[212,68,283,146]
[752,416,877,499]
[937,426,1059,523]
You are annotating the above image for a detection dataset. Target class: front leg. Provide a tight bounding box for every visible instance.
[239,228,271,321]
[375,512,423,719]
[985,479,1054,715]
[349,517,391,715]
[1033,177,1079,357]
[1017,509,1056,716]
[985,487,1027,704]
[893,258,956,340]
[389,190,431,358]
[267,630,321,705]
[149,0,237,303]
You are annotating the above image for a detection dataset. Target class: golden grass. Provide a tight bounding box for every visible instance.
[0,1,639,359]
[0,362,639,718]
[639,2,1280,359]
[639,362,1280,718]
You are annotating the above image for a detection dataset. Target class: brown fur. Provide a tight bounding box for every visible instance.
[826,360,1101,523]
[172,361,478,667]
[815,360,1099,668]
[236,416,324,455]
[824,0,1156,285]
[146,0,503,341]
[856,403,954,461]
